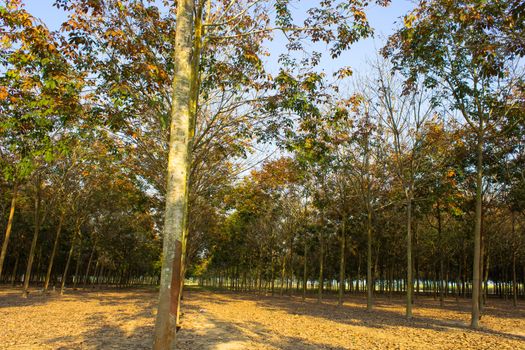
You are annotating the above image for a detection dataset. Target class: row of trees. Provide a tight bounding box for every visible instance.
[0,1,158,295]
[189,0,524,331]
[1,0,524,348]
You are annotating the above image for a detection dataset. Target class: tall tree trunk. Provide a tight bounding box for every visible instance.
[471,130,483,329]
[83,243,96,288]
[318,229,324,303]
[437,202,444,307]
[366,197,373,310]
[44,212,64,291]
[152,0,194,347]
[270,250,275,295]
[482,251,489,306]
[406,185,413,318]
[415,224,420,299]
[511,212,518,307]
[90,259,99,288]
[22,177,41,297]
[11,252,19,286]
[288,233,294,295]
[175,0,207,328]
[303,237,307,300]
[73,240,82,289]
[34,245,43,284]
[0,182,18,279]
[512,253,518,307]
[338,220,346,305]
[60,230,77,295]
[280,255,286,296]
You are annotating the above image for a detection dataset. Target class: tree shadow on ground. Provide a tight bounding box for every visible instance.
[0,285,159,309]
[0,286,57,308]
[39,294,345,350]
[190,289,525,343]
[177,301,348,350]
[42,308,155,349]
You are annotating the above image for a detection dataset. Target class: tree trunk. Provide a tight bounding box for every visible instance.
[406,185,413,318]
[483,252,489,305]
[437,202,444,307]
[152,0,194,347]
[0,182,18,279]
[83,243,96,288]
[175,0,207,327]
[61,231,77,295]
[513,253,518,307]
[280,255,286,296]
[22,177,41,297]
[415,224,420,299]
[367,199,373,310]
[73,240,82,289]
[10,252,19,286]
[471,130,483,329]
[338,221,346,305]
[270,251,275,295]
[288,233,294,295]
[303,238,307,300]
[318,229,324,303]
[90,260,99,288]
[44,212,64,291]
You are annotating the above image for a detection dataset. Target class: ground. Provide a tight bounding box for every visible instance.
[0,286,524,349]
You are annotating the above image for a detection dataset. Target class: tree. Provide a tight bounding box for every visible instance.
[0,0,82,288]
[367,60,434,317]
[151,0,194,347]
[384,0,525,327]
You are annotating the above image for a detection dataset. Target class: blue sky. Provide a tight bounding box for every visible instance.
[23,0,415,79]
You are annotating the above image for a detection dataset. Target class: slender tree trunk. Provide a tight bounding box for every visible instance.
[388,264,394,299]
[338,221,346,305]
[11,252,19,286]
[44,212,64,291]
[303,238,307,300]
[61,231,77,295]
[73,240,82,289]
[288,233,294,295]
[479,220,485,313]
[152,0,194,347]
[415,224,420,299]
[511,212,518,307]
[34,245,43,284]
[437,202,444,307]
[280,255,286,296]
[406,185,413,318]
[513,253,518,307]
[318,229,324,303]
[456,262,461,302]
[83,243,96,288]
[0,182,18,279]
[482,252,489,306]
[357,254,361,294]
[91,260,99,288]
[367,198,373,310]
[270,250,275,295]
[471,130,483,329]
[95,264,103,287]
[22,177,41,297]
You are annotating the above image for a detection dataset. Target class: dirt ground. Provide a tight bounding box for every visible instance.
[0,286,524,349]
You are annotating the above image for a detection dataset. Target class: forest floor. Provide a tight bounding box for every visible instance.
[0,286,524,349]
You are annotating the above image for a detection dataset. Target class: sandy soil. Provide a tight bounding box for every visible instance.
[0,286,524,349]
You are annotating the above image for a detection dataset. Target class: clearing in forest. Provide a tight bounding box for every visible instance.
[0,287,524,349]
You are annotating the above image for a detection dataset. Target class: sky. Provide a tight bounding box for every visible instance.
[23,0,415,78]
